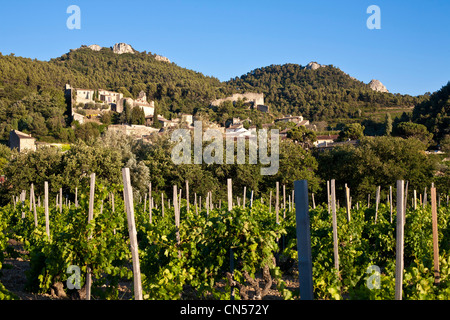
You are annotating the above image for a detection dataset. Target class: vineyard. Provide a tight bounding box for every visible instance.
[0,172,449,300]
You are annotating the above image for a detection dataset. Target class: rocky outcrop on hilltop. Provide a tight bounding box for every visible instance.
[305,61,323,70]
[87,44,102,51]
[155,54,171,63]
[112,43,135,54]
[368,79,389,93]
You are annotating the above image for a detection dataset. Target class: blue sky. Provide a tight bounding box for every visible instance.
[0,0,448,96]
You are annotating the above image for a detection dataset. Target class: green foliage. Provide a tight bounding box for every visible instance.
[338,123,365,141]
[395,122,434,147]
[286,126,317,149]
[5,184,133,297]
[315,136,437,203]
[227,64,426,121]
[281,203,450,300]
[74,122,102,142]
[0,179,449,300]
[413,81,450,142]
[384,113,393,136]
[0,206,18,300]
[140,202,285,299]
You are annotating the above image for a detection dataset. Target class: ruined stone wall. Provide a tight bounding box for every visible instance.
[211,92,264,107]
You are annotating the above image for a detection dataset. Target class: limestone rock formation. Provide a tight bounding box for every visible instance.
[155,54,171,63]
[88,44,102,51]
[112,43,135,54]
[368,79,389,93]
[305,61,323,70]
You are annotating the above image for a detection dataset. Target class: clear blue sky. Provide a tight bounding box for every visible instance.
[0,0,448,96]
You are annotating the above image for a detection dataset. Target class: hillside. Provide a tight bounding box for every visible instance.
[51,46,229,113]
[412,81,450,142]
[0,45,230,114]
[0,44,437,143]
[226,63,427,121]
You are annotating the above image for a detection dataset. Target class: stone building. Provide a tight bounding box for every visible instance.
[9,130,36,152]
[275,115,310,126]
[115,91,155,116]
[66,84,155,118]
[65,84,124,115]
[210,92,265,107]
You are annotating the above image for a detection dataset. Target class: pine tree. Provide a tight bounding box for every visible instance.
[385,113,392,136]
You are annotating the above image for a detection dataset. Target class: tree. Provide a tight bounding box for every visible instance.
[286,126,317,149]
[61,140,123,191]
[315,136,437,203]
[395,122,433,147]
[338,123,365,141]
[74,122,101,142]
[29,113,48,137]
[412,81,450,142]
[384,113,393,136]
[264,139,320,194]
[440,134,450,155]
[1,147,64,201]
[100,111,113,125]
[119,101,133,124]
[130,106,145,125]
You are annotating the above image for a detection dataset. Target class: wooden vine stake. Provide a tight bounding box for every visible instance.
[86,173,95,300]
[122,168,143,300]
[326,180,330,214]
[395,180,405,300]
[29,184,33,211]
[423,187,427,208]
[227,178,235,300]
[330,179,340,277]
[276,181,279,224]
[404,181,409,219]
[59,188,63,214]
[375,185,380,223]
[390,186,393,223]
[294,180,313,300]
[44,181,50,239]
[185,180,189,213]
[148,183,152,223]
[161,193,165,218]
[269,190,272,213]
[173,185,181,258]
[345,184,351,222]
[413,190,417,210]
[430,186,440,284]
[30,184,38,227]
[75,187,78,208]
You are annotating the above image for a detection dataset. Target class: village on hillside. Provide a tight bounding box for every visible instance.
[8,84,356,153]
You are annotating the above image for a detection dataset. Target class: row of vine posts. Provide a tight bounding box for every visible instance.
[11,168,448,300]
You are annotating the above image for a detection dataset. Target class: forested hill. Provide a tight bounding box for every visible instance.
[412,81,450,141]
[0,45,436,142]
[227,63,427,121]
[0,46,230,116]
[51,47,229,113]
